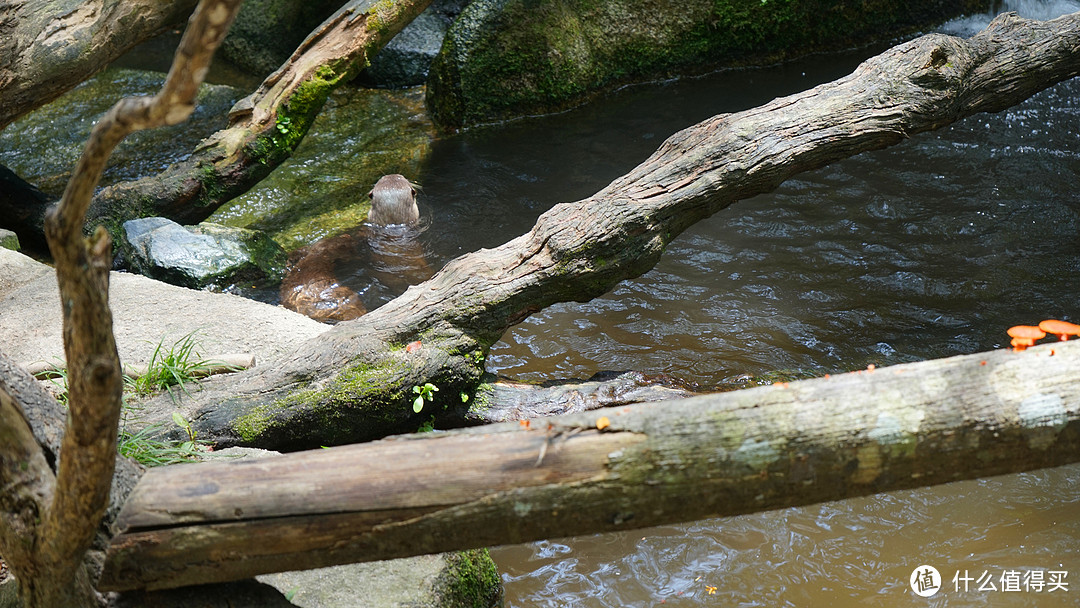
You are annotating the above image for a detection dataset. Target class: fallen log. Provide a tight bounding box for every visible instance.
[0,0,199,131]
[100,340,1080,591]
[146,10,1080,451]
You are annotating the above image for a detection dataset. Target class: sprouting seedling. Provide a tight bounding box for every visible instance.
[412,382,438,413]
[172,411,196,442]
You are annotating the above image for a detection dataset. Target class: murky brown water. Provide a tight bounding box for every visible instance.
[1,1,1076,603]
[413,2,1080,604]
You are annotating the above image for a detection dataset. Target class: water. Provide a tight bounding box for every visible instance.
[395,3,1080,605]
[2,1,1077,603]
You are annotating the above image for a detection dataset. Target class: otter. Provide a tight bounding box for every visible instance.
[364,174,419,226]
[280,174,430,323]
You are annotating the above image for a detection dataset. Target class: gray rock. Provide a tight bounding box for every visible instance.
[361,7,454,88]
[219,0,345,77]
[121,218,286,291]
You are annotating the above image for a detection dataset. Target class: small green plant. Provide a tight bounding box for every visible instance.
[42,333,220,467]
[130,331,219,400]
[412,382,439,413]
[416,415,436,433]
[117,422,207,466]
[460,391,470,403]
[42,359,70,406]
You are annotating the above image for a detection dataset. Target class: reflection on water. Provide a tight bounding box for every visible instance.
[407,3,1080,605]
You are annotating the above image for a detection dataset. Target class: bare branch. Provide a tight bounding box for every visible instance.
[0,1,244,605]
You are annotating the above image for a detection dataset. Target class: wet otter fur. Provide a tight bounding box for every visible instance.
[280,174,429,323]
[364,174,419,226]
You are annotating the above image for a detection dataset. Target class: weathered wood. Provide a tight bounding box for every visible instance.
[151,10,1080,452]
[0,0,199,131]
[0,1,243,606]
[81,0,433,233]
[101,340,1080,591]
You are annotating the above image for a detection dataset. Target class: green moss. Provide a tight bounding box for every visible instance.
[467,383,495,414]
[231,399,289,443]
[196,163,226,206]
[438,549,503,608]
[429,0,993,128]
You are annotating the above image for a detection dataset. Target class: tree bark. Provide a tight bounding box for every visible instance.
[0,1,242,606]
[0,0,199,131]
[81,0,433,236]
[147,10,1080,452]
[100,340,1080,591]
[1,0,432,249]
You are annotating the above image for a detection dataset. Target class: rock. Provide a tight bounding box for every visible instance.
[121,217,287,291]
[219,0,345,77]
[256,550,503,608]
[0,247,325,374]
[0,229,18,251]
[426,0,985,129]
[360,1,471,88]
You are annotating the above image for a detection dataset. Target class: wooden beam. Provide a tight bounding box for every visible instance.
[100,340,1080,591]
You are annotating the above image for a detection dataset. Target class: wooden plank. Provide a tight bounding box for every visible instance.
[118,427,641,529]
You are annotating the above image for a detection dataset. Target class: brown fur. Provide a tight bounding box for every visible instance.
[365,174,418,226]
[279,174,428,323]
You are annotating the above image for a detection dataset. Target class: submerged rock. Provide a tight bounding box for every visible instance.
[121,217,287,291]
[426,0,990,128]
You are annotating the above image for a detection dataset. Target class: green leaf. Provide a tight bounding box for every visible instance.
[413,395,425,413]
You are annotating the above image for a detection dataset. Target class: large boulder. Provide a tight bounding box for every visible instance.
[426,0,991,129]
[121,217,287,291]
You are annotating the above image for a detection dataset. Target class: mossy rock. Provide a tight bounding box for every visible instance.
[426,0,992,128]
[220,0,346,77]
[0,229,19,251]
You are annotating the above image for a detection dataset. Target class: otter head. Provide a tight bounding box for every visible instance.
[365,174,419,226]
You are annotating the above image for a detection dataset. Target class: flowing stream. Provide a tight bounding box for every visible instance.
[398,2,1080,605]
[1,1,1077,604]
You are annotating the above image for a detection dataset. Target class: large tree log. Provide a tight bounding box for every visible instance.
[100,341,1080,591]
[151,10,1080,452]
[0,0,199,131]
[0,1,242,606]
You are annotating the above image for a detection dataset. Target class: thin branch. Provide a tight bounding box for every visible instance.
[0,0,244,605]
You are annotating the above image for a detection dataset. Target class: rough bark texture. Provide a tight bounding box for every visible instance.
[0,1,242,605]
[101,341,1080,591]
[0,0,199,131]
[148,10,1080,452]
[81,0,433,239]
